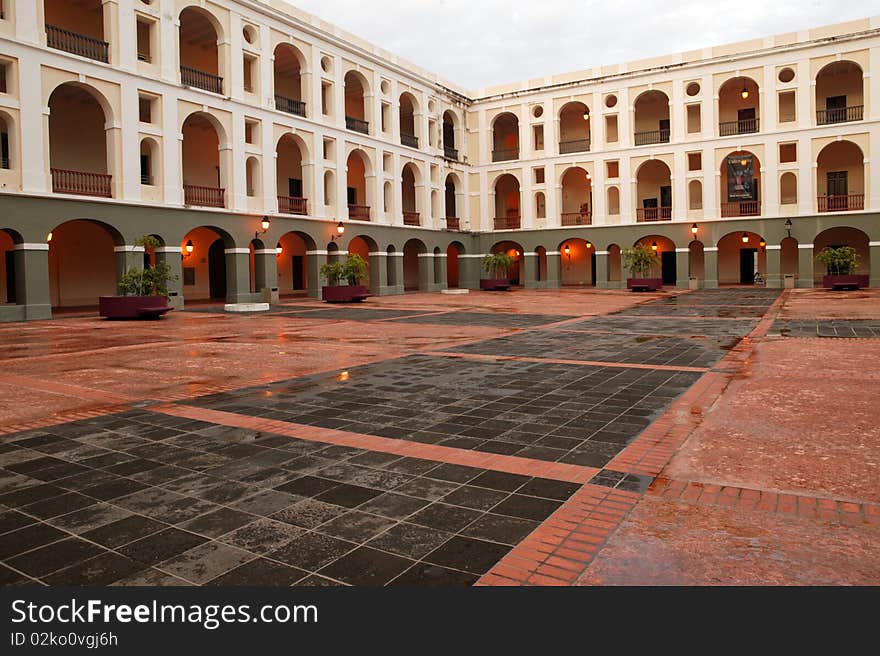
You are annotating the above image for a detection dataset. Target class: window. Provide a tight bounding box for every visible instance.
[321,82,333,116]
[779,143,797,164]
[535,192,546,218]
[136,17,154,63]
[138,94,155,124]
[381,103,390,132]
[533,124,544,151]
[323,138,335,161]
[688,180,702,210]
[778,91,796,123]
[780,172,797,204]
[606,161,619,178]
[243,54,257,94]
[607,186,620,214]
[687,152,702,171]
[605,115,618,143]
[0,61,7,94]
[687,104,701,133]
[140,153,151,185]
[244,119,259,145]
[383,152,392,173]
[1,130,9,169]
[534,168,545,184]
[428,119,437,148]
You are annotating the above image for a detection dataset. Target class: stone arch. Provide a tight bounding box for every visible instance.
[560,237,596,286]
[717,231,767,285]
[47,219,124,309]
[717,76,760,135]
[403,238,427,291]
[813,227,870,285]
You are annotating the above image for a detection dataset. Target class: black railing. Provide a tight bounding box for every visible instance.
[559,139,590,154]
[719,118,759,136]
[180,66,223,94]
[275,95,306,118]
[492,148,519,162]
[401,133,419,148]
[636,207,672,222]
[0,156,9,170]
[140,174,153,185]
[46,25,109,63]
[816,105,863,125]
[346,116,369,134]
[444,146,459,160]
[634,128,670,146]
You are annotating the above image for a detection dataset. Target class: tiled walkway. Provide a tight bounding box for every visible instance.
[2,287,878,586]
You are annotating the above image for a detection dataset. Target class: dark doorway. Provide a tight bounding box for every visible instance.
[291,255,304,290]
[661,251,677,285]
[738,107,756,123]
[347,187,357,206]
[740,249,757,284]
[288,178,303,198]
[591,252,597,286]
[827,171,848,197]
[659,118,670,140]
[208,239,227,300]
[4,251,15,304]
[660,185,672,208]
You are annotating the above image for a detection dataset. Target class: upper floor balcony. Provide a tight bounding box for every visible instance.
[348,204,371,221]
[719,117,759,136]
[46,25,109,63]
[818,194,864,212]
[636,206,671,222]
[275,95,306,118]
[401,133,419,149]
[346,116,369,134]
[816,105,863,125]
[633,128,670,146]
[494,215,521,230]
[445,217,461,231]
[492,148,519,162]
[444,146,459,161]
[559,139,591,154]
[278,196,308,216]
[51,169,112,198]
[181,66,223,95]
[403,211,420,226]
[492,112,519,162]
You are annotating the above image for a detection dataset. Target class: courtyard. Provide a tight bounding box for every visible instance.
[0,287,878,586]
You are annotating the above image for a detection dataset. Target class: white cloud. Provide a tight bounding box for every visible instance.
[282,0,880,90]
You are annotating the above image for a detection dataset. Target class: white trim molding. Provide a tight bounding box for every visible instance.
[14,243,50,251]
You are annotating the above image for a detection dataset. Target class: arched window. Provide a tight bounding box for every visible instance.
[688,179,702,210]
[780,172,797,205]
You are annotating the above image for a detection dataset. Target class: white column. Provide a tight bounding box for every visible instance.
[19,58,46,194]
[159,0,179,84]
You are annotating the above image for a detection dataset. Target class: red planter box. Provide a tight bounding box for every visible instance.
[322,285,370,303]
[480,279,511,291]
[823,275,869,290]
[627,278,663,292]
[99,296,172,320]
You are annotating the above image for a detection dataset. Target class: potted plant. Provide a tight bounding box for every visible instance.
[622,245,662,291]
[480,252,515,291]
[99,236,177,319]
[817,246,867,290]
[321,253,370,302]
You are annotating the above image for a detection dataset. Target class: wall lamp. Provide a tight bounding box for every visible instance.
[785,218,793,239]
[276,242,284,256]
[330,221,346,241]
[691,223,699,237]
[742,233,750,244]
[183,239,195,258]
[651,241,659,252]
[255,216,271,241]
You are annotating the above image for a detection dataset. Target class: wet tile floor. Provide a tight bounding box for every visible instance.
[771,320,880,338]
[2,287,800,587]
[0,410,581,586]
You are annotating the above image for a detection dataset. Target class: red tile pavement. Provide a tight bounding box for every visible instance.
[150,403,600,484]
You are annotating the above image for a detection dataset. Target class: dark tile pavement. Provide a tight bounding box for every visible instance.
[771,320,880,338]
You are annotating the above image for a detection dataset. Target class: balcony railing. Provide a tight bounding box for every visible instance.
[816,105,864,125]
[184,184,225,208]
[634,129,670,146]
[137,52,151,63]
[494,216,521,230]
[818,194,864,212]
[561,211,592,226]
[444,146,459,160]
[401,133,419,149]
[1,156,9,170]
[51,169,112,198]
[46,25,109,63]
[180,66,223,94]
[140,174,153,186]
[403,211,420,226]
[348,204,370,221]
[721,201,761,217]
[445,217,461,231]
[492,148,519,162]
[278,196,308,215]
[275,95,306,118]
[636,207,672,222]
[719,118,759,136]
[559,139,591,154]
[346,116,369,134]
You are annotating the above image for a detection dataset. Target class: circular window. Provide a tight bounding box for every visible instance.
[242,25,257,45]
[321,56,332,73]
[532,105,544,118]
[605,94,618,108]
[778,67,795,83]
[380,80,390,95]
[686,82,700,97]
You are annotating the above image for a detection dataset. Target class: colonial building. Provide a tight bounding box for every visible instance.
[0,1,877,320]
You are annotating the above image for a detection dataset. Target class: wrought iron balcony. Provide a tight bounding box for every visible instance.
[46,25,109,63]
[444,146,459,160]
[633,128,670,146]
[559,139,591,154]
[401,133,419,149]
[816,105,863,125]
[348,204,371,221]
[636,207,672,222]
[719,118,759,136]
[492,148,519,162]
[275,95,306,118]
[51,169,112,198]
[180,66,223,94]
[278,196,308,215]
[184,184,225,208]
[721,201,761,217]
[818,194,864,212]
[346,116,369,134]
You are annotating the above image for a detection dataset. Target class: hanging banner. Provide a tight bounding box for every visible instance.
[726,154,756,201]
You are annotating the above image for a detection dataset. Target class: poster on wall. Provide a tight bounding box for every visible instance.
[726,154,756,201]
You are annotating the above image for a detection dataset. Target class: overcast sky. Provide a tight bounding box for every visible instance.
[284,0,880,90]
